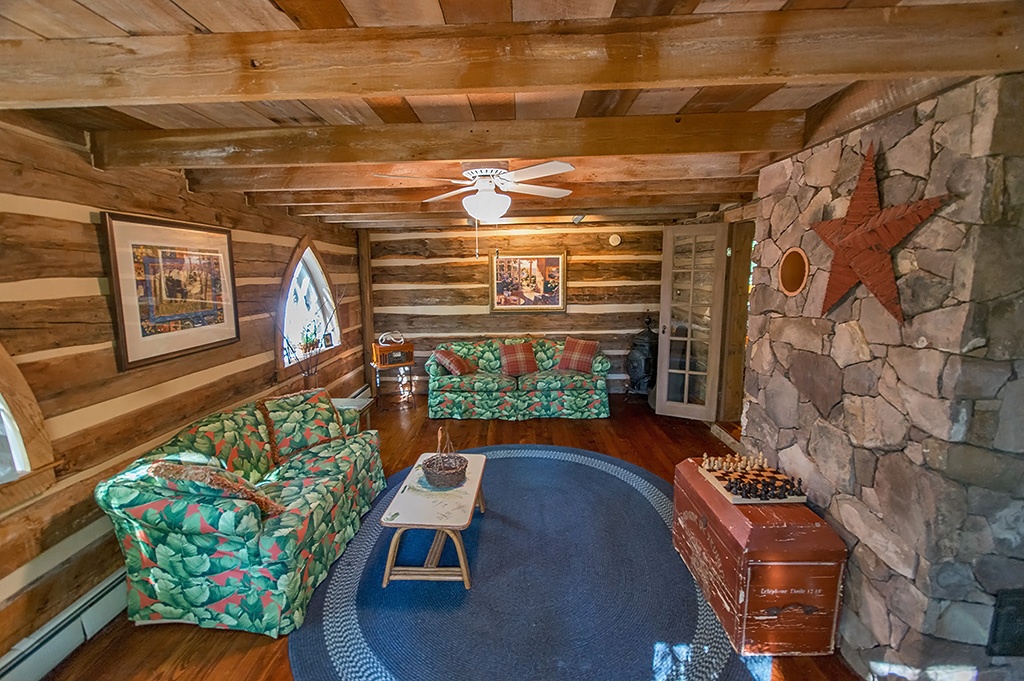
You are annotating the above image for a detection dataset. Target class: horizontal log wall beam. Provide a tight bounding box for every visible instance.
[93,112,806,169]
[0,4,1020,108]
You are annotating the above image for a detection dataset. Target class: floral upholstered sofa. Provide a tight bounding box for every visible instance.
[94,388,385,637]
[425,337,611,420]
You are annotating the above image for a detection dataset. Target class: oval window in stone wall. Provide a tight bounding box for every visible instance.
[779,247,809,297]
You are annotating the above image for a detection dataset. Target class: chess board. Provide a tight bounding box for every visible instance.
[696,464,807,505]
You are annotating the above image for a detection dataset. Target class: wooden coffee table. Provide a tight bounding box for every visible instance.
[380,452,486,589]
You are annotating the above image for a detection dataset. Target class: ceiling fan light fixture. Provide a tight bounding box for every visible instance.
[462,186,512,223]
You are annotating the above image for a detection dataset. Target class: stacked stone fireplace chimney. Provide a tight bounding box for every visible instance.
[742,75,1024,679]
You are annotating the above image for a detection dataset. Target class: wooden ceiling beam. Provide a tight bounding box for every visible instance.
[324,212,705,227]
[246,178,757,206]
[804,77,968,148]
[1,3,1020,108]
[288,194,739,216]
[308,203,720,220]
[189,155,746,192]
[93,111,805,168]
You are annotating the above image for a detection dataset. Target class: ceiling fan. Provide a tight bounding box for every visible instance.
[376,160,575,223]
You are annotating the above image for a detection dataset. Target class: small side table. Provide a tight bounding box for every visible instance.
[331,397,373,431]
[371,341,415,409]
[380,453,487,589]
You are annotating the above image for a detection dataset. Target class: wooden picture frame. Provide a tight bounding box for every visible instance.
[490,252,566,312]
[103,212,240,371]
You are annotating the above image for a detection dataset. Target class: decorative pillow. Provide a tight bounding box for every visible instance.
[432,349,473,376]
[148,462,285,516]
[500,341,539,377]
[557,336,600,373]
[259,388,345,462]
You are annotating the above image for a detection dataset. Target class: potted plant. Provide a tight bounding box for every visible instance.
[299,320,322,357]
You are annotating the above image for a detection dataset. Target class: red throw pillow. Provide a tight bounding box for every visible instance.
[500,342,538,377]
[433,349,473,376]
[557,337,600,373]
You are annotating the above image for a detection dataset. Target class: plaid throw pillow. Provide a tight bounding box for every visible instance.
[433,349,473,376]
[499,342,538,377]
[557,336,600,373]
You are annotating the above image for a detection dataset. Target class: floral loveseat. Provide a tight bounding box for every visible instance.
[94,389,385,637]
[425,338,611,420]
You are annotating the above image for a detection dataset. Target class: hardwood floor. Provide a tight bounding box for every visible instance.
[44,395,858,681]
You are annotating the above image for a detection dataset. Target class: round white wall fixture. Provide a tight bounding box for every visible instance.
[609,234,622,246]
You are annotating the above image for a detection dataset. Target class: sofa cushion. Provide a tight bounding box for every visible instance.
[500,341,538,376]
[431,349,473,376]
[447,340,502,373]
[557,336,601,373]
[159,408,274,484]
[430,372,518,393]
[531,338,561,371]
[147,462,285,516]
[259,389,344,461]
[261,431,379,485]
[518,370,607,392]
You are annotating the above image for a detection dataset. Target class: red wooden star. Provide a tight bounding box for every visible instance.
[813,144,948,324]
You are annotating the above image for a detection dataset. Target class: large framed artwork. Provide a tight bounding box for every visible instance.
[490,252,566,312]
[103,212,239,370]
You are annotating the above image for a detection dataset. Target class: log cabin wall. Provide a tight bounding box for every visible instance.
[369,225,666,394]
[0,120,365,655]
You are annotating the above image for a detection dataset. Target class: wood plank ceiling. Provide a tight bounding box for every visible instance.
[0,0,1021,229]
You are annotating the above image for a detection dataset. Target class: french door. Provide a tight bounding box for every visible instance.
[655,224,728,420]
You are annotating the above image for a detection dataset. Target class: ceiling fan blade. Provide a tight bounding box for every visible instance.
[373,173,473,186]
[498,181,572,199]
[499,160,575,183]
[424,186,477,203]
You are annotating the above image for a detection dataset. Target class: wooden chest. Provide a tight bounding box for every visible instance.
[672,459,846,656]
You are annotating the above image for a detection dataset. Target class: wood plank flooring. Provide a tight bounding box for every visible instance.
[44,395,857,681]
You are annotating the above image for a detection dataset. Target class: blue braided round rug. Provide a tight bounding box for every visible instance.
[289,445,772,681]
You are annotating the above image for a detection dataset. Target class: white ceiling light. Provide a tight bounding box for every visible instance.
[375,160,575,223]
[461,179,512,223]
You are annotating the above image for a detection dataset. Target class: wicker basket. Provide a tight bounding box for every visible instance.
[422,426,468,488]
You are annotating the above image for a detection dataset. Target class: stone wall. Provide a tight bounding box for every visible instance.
[742,75,1024,679]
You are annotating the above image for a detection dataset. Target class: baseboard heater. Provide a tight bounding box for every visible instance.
[0,569,126,681]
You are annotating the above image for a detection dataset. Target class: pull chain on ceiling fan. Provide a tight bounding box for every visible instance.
[376,160,575,223]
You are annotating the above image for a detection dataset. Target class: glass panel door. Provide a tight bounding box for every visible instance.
[656,224,728,420]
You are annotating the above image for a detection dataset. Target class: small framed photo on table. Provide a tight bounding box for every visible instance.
[490,252,566,312]
[103,212,240,371]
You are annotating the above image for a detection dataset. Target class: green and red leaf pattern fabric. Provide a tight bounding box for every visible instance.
[260,389,344,460]
[426,337,610,420]
[94,393,385,638]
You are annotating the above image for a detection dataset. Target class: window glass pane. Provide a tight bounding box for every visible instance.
[282,249,341,367]
[673,235,694,268]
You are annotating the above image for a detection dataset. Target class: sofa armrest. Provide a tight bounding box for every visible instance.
[96,480,264,540]
[424,353,448,377]
[591,352,612,376]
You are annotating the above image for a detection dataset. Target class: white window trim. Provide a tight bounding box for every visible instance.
[281,247,341,369]
[0,394,30,485]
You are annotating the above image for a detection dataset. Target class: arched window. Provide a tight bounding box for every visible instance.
[278,241,340,370]
[0,339,56,511]
[0,394,29,484]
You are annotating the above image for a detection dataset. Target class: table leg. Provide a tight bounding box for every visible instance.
[382,527,407,588]
[445,529,472,589]
[424,530,447,569]
[476,488,487,514]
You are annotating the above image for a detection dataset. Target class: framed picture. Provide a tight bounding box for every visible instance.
[490,252,566,312]
[103,212,240,370]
